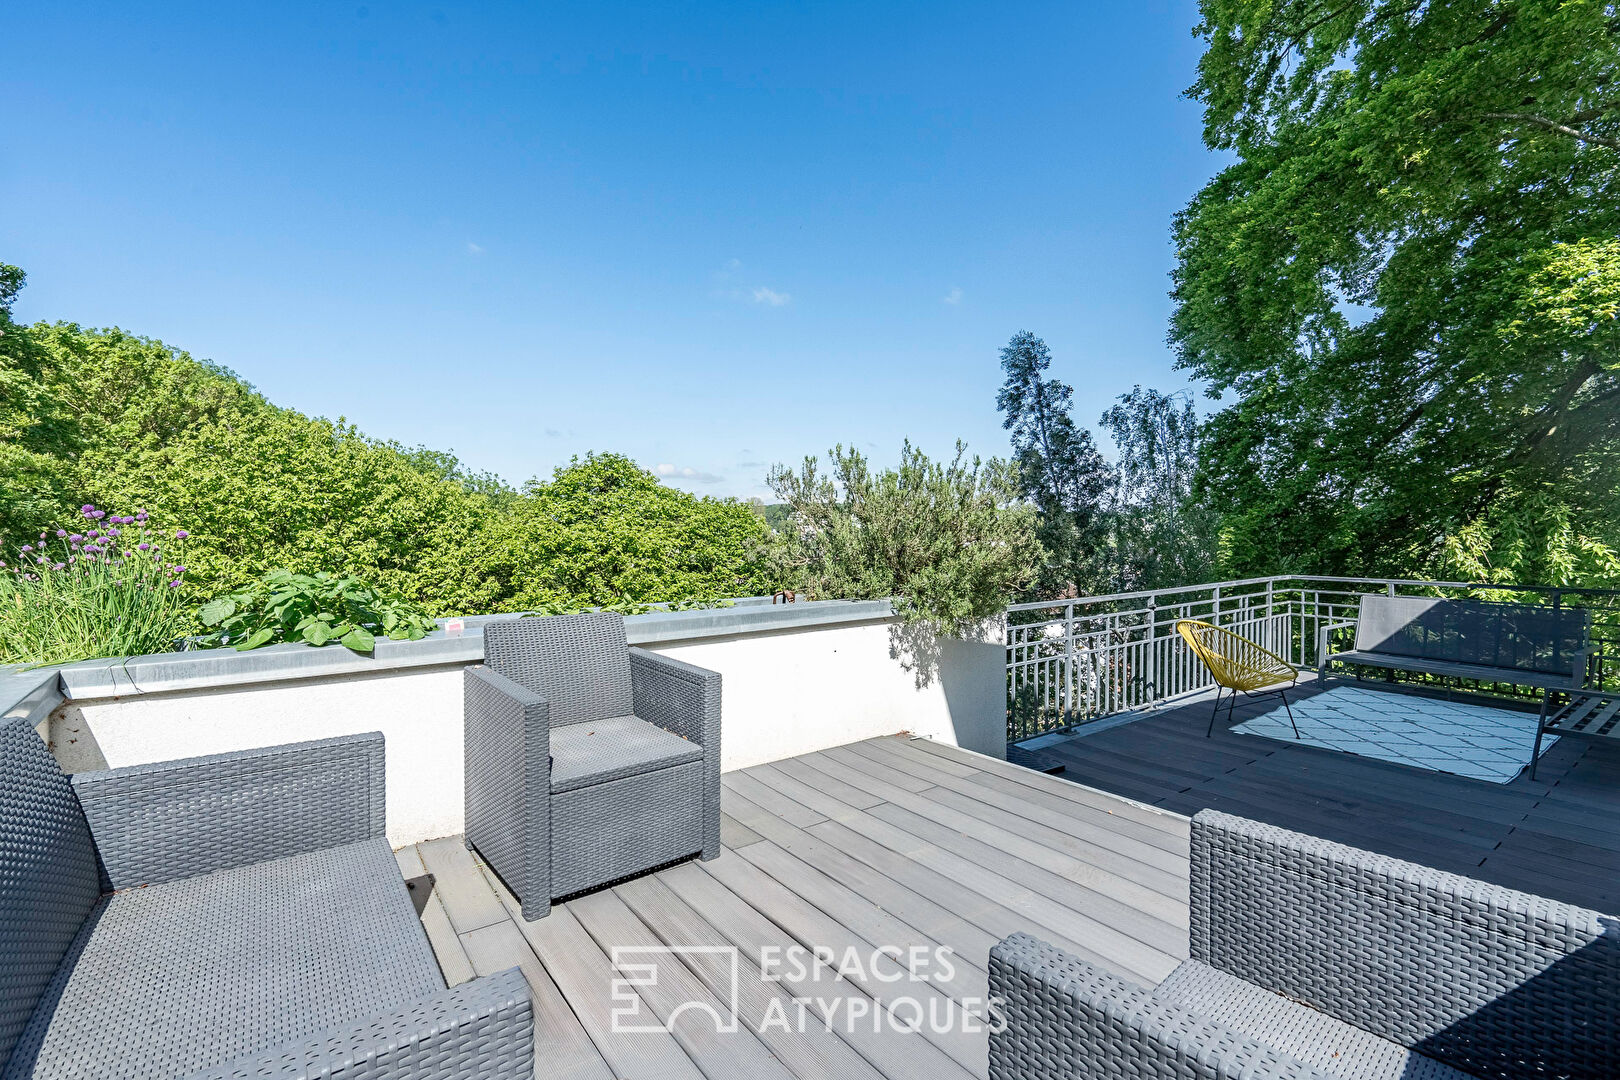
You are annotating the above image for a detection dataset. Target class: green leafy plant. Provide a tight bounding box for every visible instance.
[197,570,437,653]
[0,504,192,666]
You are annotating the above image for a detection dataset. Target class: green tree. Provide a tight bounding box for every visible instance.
[1098,387,1219,592]
[763,441,1041,633]
[1173,0,1620,581]
[0,268,77,543]
[996,331,1110,593]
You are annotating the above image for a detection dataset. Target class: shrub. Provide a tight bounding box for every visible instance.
[0,504,192,665]
[196,569,438,654]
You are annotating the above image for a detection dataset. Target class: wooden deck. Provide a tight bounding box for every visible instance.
[1036,678,1620,914]
[393,736,1191,1080]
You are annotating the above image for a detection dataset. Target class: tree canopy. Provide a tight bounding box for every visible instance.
[1173,0,1620,585]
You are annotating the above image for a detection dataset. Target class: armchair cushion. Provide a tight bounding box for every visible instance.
[549,716,702,794]
[3,839,443,1080]
[1152,960,1470,1080]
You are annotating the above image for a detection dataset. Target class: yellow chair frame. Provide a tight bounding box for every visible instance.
[1175,619,1301,738]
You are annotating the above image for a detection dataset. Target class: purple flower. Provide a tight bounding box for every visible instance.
[39,532,47,540]
[107,528,120,537]
[175,530,189,539]
[19,545,32,553]
[56,529,67,538]
[83,544,99,553]
[174,565,187,573]
[69,534,83,543]
[81,504,95,513]
[168,580,182,588]
[136,511,148,521]
[138,542,150,551]
[53,563,64,571]
[91,510,105,519]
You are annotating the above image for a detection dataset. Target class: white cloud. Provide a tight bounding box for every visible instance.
[751,286,790,307]
[656,463,725,484]
[943,286,962,305]
[466,242,485,256]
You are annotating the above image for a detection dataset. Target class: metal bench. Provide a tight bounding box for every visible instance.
[1533,689,1620,779]
[1320,594,1591,692]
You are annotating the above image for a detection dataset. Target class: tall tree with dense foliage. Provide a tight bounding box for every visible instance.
[996,331,1111,593]
[1173,0,1620,585]
[1098,387,1219,592]
[764,441,1041,633]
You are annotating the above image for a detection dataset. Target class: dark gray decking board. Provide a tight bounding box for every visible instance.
[1039,682,1620,914]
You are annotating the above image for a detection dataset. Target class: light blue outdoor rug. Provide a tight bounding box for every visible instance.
[1233,686,1553,784]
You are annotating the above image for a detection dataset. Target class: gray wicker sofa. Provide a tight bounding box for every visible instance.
[0,718,533,1080]
[464,611,721,920]
[990,809,1617,1080]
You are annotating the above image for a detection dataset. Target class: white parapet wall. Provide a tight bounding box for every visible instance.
[26,599,1006,847]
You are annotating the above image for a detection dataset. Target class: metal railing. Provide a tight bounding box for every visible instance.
[1005,576,1620,743]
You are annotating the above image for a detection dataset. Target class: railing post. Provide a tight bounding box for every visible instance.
[1062,602,1075,726]
[1213,585,1221,625]
[1146,595,1158,702]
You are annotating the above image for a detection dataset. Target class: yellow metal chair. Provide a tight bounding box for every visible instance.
[1175,619,1300,739]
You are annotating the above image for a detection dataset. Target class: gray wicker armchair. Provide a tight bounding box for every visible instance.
[0,718,532,1080]
[991,809,1617,1080]
[464,611,721,920]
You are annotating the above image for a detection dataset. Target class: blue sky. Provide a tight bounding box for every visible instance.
[2,2,1218,500]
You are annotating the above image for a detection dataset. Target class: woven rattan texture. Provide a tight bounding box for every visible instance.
[2,839,443,1080]
[0,721,102,1074]
[1154,960,1469,1079]
[463,666,549,914]
[483,612,633,726]
[548,715,702,793]
[988,933,1332,1080]
[185,967,533,1080]
[70,732,385,889]
[551,760,706,896]
[1190,809,1618,1080]
[466,616,721,918]
[630,647,722,860]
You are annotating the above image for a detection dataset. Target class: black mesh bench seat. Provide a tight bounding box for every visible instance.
[1323,594,1590,691]
[1324,649,1583,690]
[3,840,441,1080]
[549,715,703,793]
[1152,960,1471,1080]
[0,719,533,1080]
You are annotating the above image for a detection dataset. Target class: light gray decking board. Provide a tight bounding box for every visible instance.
[898,737,1192,837]
[857,737,981,777]
[721,811,765,850]
[459,920,616,1080]
[788,749,1189,913]
[498,888,708,1080]
[394,843,478,987]
[417,835,512,935]
[863,797,1186,946]
[835,741,1190,869]
[724,770,829,827]
[735,839,991,998]
[727,780,1119,974]
[719,788,1003,965]
[699,849,990,1077]
[769,754,890,810]
[854,735,1193,845]
[613,873,892,1080]
[809,745,937,793]
[655,862,979,1080]
[569,887,800,1080]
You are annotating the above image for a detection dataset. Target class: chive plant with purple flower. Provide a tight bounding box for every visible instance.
[0,505,193,665]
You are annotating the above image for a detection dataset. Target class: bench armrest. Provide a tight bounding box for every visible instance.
[72,732,385,889]
[1315,620,1357,671]
[989,933,1330,1080]
[183,967,534,1080]
[630,648,721,859]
